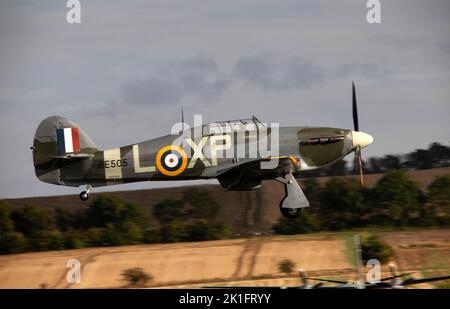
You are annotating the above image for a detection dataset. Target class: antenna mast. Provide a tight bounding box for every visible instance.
[181,106,185,133]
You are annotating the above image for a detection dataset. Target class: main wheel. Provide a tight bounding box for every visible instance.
[79,191,89,201]
[279,205,301,218]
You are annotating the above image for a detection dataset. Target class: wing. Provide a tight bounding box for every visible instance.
[215,157,293,191]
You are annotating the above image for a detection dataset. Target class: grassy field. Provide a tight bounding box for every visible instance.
[0,228,448,288]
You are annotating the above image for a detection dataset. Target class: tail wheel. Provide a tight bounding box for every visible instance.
[79,191,89,201]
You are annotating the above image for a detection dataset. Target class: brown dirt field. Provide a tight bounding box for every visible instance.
[381,229,450,272]
[251,236,350,276]
[0,235,351,288]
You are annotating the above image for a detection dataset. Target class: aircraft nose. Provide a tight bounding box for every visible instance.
[351,131,373,149]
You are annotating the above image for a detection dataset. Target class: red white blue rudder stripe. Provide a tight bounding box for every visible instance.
[57,127,80,154]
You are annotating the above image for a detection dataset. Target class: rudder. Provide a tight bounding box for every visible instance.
[32,116,98,185]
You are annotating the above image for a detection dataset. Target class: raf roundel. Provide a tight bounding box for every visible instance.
[155,145,188,176]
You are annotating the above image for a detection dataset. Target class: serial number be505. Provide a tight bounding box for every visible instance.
[98,159,128,169]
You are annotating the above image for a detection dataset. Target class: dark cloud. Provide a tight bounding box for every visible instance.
[176,54,219,74]
[336,62,395,80]
[233,52,325,89]
[122,78,182,106]
[120,54,230,107]
[111,54,399,114]
[112,52,327,110]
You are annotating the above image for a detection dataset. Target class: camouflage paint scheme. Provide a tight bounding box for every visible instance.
[32,116,355,191]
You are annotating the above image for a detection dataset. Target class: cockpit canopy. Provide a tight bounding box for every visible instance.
[202,116,265,135]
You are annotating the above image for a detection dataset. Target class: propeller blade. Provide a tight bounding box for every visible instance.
[305,277,349,284]
[401,275,450,286]
[352,81,359,132]
[312,282,324,288]
[357,146,364,187]
[380,272,416,282]
[352,82,366,187]
[353,146,365,187]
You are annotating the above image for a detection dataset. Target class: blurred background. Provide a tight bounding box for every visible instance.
[0,0,449,288]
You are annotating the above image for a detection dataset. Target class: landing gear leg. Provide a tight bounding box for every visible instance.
[276,173,310,218]
[79,184,92,201]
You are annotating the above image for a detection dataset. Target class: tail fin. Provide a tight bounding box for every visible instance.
[32,116,98,185]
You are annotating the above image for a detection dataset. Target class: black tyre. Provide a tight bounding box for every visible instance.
[79,191,89,201]
[279,204,301,218]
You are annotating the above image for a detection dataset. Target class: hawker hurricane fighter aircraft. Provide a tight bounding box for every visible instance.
[32,83,373,218]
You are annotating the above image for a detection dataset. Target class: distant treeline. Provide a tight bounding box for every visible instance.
[302,142,450,177]
[0,188,230,254]
[1,171,449,254]
[274,171,450,234]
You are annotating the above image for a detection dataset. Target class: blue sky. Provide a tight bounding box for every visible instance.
[0,0,449,198]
